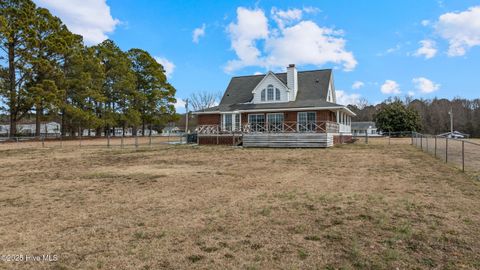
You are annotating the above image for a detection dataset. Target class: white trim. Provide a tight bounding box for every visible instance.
[251,71,288,94]
[237,106,356,116]
[193,106,356,116]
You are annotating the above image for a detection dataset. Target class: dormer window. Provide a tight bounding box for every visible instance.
[252,72,288,103]
[267,85,274,101]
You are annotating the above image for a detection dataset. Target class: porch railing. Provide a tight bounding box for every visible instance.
[197,121,340,134]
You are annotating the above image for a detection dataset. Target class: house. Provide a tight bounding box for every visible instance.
[192,65,355,147]
[0,121,61,136]
[351,122,380,136]
[162,125,184,136]
[80,128,158,137]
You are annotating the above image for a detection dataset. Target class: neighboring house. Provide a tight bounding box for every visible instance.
[352,122,379,136]
[437,131,469,139]
[193,65,355,147]
[162,126,184,136]
[81,128,158,137]
[0,121,61,136]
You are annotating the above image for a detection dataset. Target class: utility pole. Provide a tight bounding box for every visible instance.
[448,108,453,137]
[184,99,189,134]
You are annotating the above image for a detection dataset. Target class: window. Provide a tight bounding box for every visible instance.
[275,88,280,101]
[261,89,266,101]
[267,113,284,132]
[298,112,317,132]
[223,114,232,131]
[248,114,265,132]
[267,85,274,101]
[235,114,240,131]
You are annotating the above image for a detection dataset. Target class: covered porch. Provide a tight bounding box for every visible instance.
[195,108,354,147]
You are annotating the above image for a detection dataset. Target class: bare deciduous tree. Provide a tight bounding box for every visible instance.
[189,91,222,111]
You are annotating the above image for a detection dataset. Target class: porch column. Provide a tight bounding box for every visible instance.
[336,110,340,123]
[239,113,242,131]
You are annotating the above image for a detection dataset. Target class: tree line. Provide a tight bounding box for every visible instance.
[0,0,176,137]
[348,97,480,137]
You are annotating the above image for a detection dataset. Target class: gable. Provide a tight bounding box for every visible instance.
[251,72,289,103]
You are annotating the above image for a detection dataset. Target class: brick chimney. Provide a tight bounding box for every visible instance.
[287,64,298,100]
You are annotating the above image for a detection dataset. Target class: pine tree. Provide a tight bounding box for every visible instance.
[0,0,37,136]
[93,40,136,136]
[127,48,176,136]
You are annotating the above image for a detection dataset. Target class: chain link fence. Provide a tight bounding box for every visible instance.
[353,131,413,145]
[354,131,479,179]
[412,132,480,177]
[0,134,188,150]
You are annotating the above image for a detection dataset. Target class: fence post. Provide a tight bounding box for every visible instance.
[121,135,124,149]
[420,134,423,150]
[41,136,45,148]
[135,134,139,149]
[462,140,465,172]
[388,131,391,145]
[107,133,111,148]
[60,134,63,148]
[149,135,152,146]
[426,135,428,152]
[411,132,413,145]
[445,137,448,163]
[365,132,368,144]
[434,136,437,158]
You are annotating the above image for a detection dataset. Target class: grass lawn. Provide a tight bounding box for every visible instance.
[1,143,480,269]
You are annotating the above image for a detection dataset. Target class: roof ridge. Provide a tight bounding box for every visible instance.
[231,68,332,78]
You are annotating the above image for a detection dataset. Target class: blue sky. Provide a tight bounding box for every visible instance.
[34,0,480,112]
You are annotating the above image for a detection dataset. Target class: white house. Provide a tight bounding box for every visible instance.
[0,122,61,136]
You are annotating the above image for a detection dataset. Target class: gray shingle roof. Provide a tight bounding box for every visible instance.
[215,69,341,111]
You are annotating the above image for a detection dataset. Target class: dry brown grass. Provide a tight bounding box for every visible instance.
[1,143,480,269]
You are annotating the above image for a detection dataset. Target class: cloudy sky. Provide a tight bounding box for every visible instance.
[34,0,480,111]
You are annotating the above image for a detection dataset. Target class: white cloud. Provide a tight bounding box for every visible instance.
[174,99,186,110]
[352,81,364,89]
[34,0,120,45]
[336,90,361,106]
[414,39,437,59]
[154,57,176,78]
[253,71,263,75]
[225,7,269,72]
[435,6,480,56]
[225,7,357,73]
[421,20,431,26]
[271,7,303,29]
[192,23,206,44]
[412,77,440,93]
[408,91,415,96]
[302,6,321,14]
[381,80,401,94]
[377,44,401,56]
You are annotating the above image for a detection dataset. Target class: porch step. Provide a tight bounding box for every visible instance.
[243,133,333,148]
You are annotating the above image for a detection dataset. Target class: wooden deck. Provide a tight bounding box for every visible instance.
[243,133,334,148]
